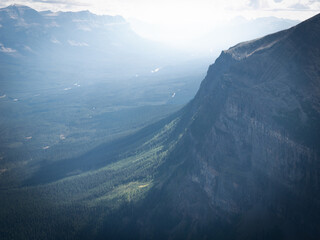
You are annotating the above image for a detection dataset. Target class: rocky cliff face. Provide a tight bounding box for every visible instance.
[136,14,320,240]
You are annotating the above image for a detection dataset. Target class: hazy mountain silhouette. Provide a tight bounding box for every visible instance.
[130,15,299,57]
[0,4,180,82]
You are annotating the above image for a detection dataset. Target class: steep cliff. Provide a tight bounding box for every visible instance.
[135,13,320,240]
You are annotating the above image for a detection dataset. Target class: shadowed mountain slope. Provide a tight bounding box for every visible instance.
[125,13,320,240]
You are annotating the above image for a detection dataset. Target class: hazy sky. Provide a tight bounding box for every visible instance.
[1,0,319,46]
[1,0,319,22]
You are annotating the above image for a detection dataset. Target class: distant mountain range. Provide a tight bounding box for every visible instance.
[0,4,180,83]
[199,16,300,56]
[130,15,300,56]
[0,4,127,56]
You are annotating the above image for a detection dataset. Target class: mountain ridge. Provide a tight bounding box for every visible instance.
[127,12,320,240]
[0,4,184,85]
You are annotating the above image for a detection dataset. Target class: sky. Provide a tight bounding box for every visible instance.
[1,0,319,45]
[1,0,319,21]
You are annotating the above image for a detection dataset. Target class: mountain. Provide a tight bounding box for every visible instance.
[130,15,299,57]
[131,13,320,239]
[0,9,319,240]
[198,16,300,56]
[0,4,180,83]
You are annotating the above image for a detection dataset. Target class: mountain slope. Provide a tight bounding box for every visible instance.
[130,13,320,240]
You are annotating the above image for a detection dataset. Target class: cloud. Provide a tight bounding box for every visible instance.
[77,25,91,31]
[45,21,60,27]
[0,0,319,24]
[248,0,261,9]
[24,45,34,52]
[0,43,16,53]
[68,40,88,46]
[290,3,310,10]
[23,0,88,6]
[0,0,90,12]
[240,0,320,18]
[31,0,76,3]
[51,37,60,44]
